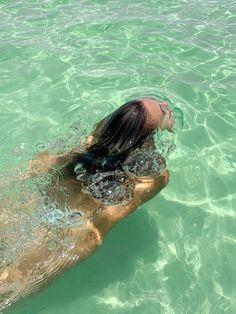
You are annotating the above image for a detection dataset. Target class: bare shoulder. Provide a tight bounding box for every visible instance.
[21,152,74,179]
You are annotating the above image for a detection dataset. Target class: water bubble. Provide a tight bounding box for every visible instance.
[160,140,176,157]
[74,163,87,182]
[123,149,166,177]
[45,138,66,151]
[40,201,84,228]
[36,142,46,151]
[154,130,176,158]
[36,138,66,154]
[84,170,135,205]
[171,107,184,132]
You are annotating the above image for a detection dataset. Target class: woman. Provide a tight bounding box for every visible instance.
[0,97,173,310]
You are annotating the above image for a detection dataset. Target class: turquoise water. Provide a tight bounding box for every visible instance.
[1,0,236,313]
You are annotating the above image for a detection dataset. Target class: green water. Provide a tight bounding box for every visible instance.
[1,0,236,313]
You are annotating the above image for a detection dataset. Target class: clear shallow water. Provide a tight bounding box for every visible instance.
[0,0,235,313]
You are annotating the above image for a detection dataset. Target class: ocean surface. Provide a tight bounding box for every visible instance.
[0,0,235,313]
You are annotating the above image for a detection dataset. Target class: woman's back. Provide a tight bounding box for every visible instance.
[0,97,173,311]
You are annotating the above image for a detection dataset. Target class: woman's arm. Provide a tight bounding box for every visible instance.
[93,170,170,236]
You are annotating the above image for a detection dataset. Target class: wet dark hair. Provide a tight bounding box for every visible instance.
[66,100,156,175]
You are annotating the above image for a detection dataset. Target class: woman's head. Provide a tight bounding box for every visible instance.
[89,99,152,156]
[90,97,173,156]
[140,97,173,131]
[69,97,173,174]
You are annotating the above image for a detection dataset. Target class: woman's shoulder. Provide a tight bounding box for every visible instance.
[23,152,75,178]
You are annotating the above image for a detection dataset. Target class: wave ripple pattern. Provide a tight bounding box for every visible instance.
[0,0,235,313]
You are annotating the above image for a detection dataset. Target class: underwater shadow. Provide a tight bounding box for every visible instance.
[6,205,160,314]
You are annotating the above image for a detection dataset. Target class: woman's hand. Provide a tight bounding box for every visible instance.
[161,169,170,187]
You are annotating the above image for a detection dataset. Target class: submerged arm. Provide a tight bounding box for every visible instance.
[93,170,170,236]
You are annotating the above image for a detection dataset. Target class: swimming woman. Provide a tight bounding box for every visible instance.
[0,97,173,310]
